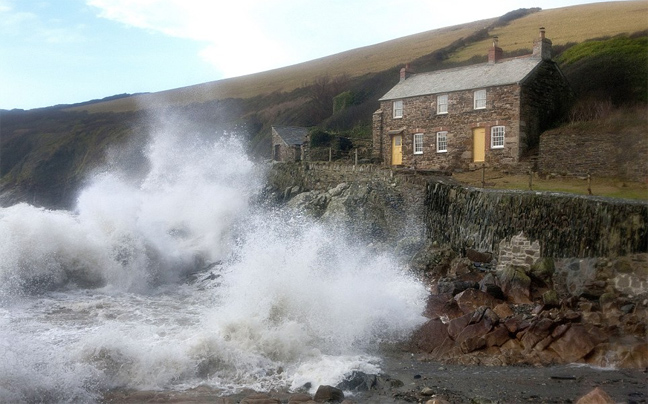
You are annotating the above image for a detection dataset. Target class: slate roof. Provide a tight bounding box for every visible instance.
[273,126,308,145]
[379,57,543,101]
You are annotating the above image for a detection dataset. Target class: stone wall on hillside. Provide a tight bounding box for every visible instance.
[538,127,648,182]
[424,181,648,258]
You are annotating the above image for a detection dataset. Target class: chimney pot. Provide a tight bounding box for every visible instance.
[399,63,413,82]
[488,36,503,63]
[533,27,552,60]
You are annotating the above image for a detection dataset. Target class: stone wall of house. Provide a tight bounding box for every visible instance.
[424,180,648,258]
[372,109,383,161]
[271,130,301,162]
[376,84,522,171]
[519,61,573,155]
[538,127,648,183]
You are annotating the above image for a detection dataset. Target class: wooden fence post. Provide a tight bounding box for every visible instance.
[481,165,486,188]
[529,170,533,191]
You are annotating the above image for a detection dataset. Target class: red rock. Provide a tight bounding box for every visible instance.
[447,313,471,340]
[521,318,556,351]
[465,248,492,263]
[430,336,459,360]
[313,385,344,402]
[618,343,648,369]
[493,303,514,319]
[456,320,493,353]
[484,324,511,347]
[551,323,571,339]
[534,334,554,351]
[454,289,497,314]
[423,293,453,319]
[497,266,532,304]
[549,324,597,362]
[504,316,522,333]
[575,387,614,404]
[564,310,582,322]
[412,319,449,353]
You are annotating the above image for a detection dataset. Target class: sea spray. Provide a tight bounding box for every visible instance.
[0,126,427,402]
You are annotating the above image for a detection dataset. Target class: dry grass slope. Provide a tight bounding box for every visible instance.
[448,1,648,62]
[70,1,648,114]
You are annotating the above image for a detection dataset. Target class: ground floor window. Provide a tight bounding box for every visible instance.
[491,126,505,148]
[436,131,447,153]
[413,133,423,154]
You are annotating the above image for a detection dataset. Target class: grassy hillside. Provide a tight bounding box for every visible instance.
[69,1,647,114]
[2,1,647,208]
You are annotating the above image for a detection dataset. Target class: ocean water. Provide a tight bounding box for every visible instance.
[0,125,427,403]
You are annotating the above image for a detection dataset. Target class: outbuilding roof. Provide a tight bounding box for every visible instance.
[379,57,543,101]
[273,126,308,145]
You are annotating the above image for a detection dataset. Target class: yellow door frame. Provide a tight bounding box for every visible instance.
[391,135,403,165]
[473,128,485,162]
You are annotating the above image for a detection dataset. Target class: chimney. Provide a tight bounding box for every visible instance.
[488,36,503,64]
[533,27,553,60]
[400,63,414,82]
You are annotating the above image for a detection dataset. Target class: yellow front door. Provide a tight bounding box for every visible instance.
[392,135,403,165]
[473,128,485,162]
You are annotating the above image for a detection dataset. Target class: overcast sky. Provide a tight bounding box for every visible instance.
[1,0,616,110]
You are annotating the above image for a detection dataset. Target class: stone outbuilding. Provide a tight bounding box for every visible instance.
[271,126,308,162]
[372,29,571,171]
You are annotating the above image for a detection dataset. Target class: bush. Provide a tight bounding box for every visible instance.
[309,129,333,147]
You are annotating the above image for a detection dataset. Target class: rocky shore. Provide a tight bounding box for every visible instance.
[408,246,648,371]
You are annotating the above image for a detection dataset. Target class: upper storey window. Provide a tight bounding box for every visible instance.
[437,94,448,114]
[474,89,486,109]
[393,100,403,118]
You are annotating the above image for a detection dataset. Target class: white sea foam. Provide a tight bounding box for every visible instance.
[0,124,427,402]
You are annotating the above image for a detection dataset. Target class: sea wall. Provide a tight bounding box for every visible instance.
[266,163,648,259]
[424,181,648,258]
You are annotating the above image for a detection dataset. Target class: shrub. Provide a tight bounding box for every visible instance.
[309,129,333,147]
[332,91,355,114]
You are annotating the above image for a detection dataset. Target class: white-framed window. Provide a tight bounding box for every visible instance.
[393,100,403,118]
[491,126,505,148]
[474,89,486,109]
[413,133,424,154]
[436,131,448,153]
[436,94,448,114]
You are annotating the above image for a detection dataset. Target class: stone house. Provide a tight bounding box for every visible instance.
[372,29,571,171]
[271,126,308,162]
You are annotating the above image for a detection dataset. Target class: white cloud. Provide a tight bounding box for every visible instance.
[86,0,294,76]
